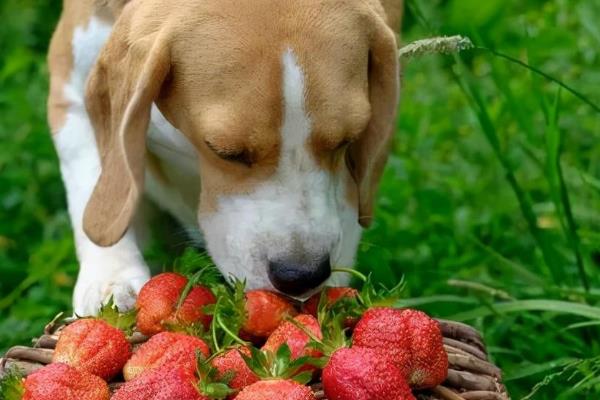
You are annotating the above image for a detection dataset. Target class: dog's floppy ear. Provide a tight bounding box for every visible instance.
[83,22,171,247]
[379,0,404,33]
[348,12,400,228]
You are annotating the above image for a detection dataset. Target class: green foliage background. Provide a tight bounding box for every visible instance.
[1,0,599,397]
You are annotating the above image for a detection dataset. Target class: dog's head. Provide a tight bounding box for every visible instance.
[83,0,400,297]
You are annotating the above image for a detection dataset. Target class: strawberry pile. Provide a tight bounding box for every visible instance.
[0,267,449,400]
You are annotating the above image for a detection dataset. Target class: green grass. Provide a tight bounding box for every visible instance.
[1,0,599,397]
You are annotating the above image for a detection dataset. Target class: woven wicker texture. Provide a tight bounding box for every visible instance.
[1,317,510,400]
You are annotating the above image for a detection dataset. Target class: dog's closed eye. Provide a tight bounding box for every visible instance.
[334,138,352,152]
[204,140,253,167]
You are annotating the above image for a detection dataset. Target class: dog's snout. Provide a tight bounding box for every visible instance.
[268,255,331,296]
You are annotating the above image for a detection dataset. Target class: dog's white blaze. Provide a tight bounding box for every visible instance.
[54,17,150,316]
[200,49,362,293]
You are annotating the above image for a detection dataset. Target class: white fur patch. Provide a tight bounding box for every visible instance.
[146,105,202,243]
[200,49,362,294]
[148,106,198,175]
[54,17,150,316]
[63,17,111,111]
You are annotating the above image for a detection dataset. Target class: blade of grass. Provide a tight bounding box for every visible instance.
[564,321,600,331]
[405,0,434,33]
[447,279,515,301]
[395,295,478,308]
[476,46,600,115]
[449,299,600,321]
[505,357,578,381]
[481,37,537,143]
[407,0,600,114]
[579,169,600,195]
[542,88,589,291]
[0,241,72,311]
[452,54,565,284]
[469,236,544,285]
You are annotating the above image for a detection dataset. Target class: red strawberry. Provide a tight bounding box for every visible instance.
[235,380,316,400]
[352,307,448,389]
[0,363,110,400]
[123,331,210,381]
[322,346,415,400]
[210,347,259,393]
[136,272,216,336]
[112,365,206,400]
[262,314,322,362]
[302,287,358,317]
[52,318,131,380]
[171,283,216,328]
[241,290,297,340]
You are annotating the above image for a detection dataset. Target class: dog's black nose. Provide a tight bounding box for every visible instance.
[268,255,331,296]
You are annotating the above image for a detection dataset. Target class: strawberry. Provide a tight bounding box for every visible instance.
[136,272,216,336]
[262,314,322,363]
[0,363,109,400]
[235,380,316,400]
[52,317,131,380]
[322,346,415,400]
[210,347,259,393]
[302,287,358,318]
[352,307,448,389]
[123,331,210,381]
[112,365,206,400]
[241,290,297,340]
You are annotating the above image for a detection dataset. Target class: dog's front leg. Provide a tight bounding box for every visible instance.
[54,110,150,316]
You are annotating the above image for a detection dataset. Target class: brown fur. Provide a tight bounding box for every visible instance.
[48,0,403,246]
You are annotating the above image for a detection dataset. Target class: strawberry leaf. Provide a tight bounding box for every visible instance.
[97,297,137,335]
[176,264,223,311]
[195,350,236,400]
[359,274,406,308]
[331,269,406,312]
[240,346,270,378]
[327,295,362,322]
[240,344,314,382]
[207,279,247,352]
[163,320,210,341]
[273,344,292,376]
[290,308,349,357]
[291,370,314,385]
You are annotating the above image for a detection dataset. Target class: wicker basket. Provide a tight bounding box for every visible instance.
[0,316,509,400]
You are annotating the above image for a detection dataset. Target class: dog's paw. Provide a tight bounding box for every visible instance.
[73,263,150,317]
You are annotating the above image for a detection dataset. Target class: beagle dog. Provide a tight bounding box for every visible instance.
[47,0,402,316]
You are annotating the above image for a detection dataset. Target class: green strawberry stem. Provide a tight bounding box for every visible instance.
[215,312,249,348]
[331,268,368,282]
[176,268,205,311]
[176,263,225,313]
[210,309,221,352]
[208,279,247,353]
